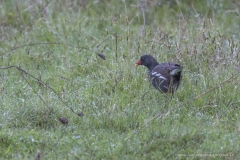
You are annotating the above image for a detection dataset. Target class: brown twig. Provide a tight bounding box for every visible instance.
[0,0,53,43]
[20,71,52,111]
[0,66,78,115]
[0,42,90,57]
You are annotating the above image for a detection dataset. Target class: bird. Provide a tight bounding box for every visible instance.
[136,55,183,94]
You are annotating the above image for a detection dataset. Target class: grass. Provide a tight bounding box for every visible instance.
[0,0,240,159]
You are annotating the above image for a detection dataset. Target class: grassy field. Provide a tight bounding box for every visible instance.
[0,0,240,159]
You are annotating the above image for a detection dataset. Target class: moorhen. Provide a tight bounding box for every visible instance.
[136,55,183,93]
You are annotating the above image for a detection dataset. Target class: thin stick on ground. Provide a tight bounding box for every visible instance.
[0,0,53,43]
[125,73,240,140]
[0,65,79,115]
[0,42,90,57]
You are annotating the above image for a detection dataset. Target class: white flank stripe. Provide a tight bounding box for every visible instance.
[151,72,157,75]
[157,75,167,80]
[163,86,168,89]
[151,72,167,80]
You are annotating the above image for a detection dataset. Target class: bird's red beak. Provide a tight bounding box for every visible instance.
[136,60,141,66]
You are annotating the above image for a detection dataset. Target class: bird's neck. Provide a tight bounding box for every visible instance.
[147,61,159,71]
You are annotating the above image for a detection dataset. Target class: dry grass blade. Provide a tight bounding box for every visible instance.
[0,0,53,43]
[97,53,106,60]
[34,150,41,160]
[0,42,89,57]
[58,117,69,125]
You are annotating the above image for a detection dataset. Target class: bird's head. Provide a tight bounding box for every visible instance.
[136,55,159,71]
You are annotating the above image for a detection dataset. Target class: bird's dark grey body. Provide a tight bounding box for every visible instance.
[136,55,183,93]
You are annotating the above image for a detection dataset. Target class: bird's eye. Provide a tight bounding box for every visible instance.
[141,57,145,61]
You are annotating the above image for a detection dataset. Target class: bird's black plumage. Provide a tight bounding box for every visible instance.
[136,55,183,93]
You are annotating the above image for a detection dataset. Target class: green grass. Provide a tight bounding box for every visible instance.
[0,0,240,159]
